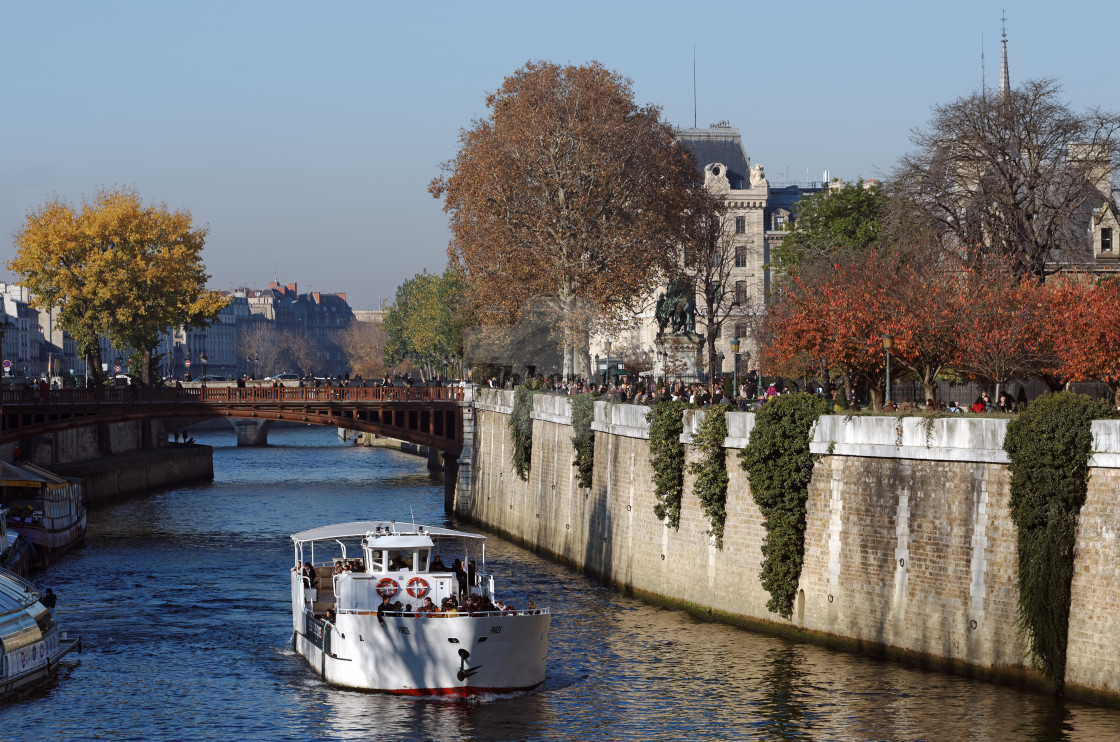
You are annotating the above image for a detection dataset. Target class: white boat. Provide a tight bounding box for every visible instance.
[290,520,550,696]
[0,568,81,701]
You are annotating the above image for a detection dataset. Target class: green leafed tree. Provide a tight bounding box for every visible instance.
[770,180,886,274]
[383,270,465,380]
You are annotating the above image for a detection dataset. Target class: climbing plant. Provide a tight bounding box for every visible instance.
[739,392,830,618]
[1003,391,1114,689]
[570,391,601,489]
[509,382,541,480]
[647,400,690,528]
[689,404,730,547]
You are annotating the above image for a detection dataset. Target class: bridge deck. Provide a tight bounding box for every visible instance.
[0,386,465,452]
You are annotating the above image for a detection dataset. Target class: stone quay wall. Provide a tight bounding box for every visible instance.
[462,388,1120,702]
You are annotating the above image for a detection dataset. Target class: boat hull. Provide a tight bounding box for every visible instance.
[0,625,81,701]
[294,609,550,695]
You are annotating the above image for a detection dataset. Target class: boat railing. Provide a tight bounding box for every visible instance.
[366,608,550,618]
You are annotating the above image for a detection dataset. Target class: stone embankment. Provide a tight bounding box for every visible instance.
[2,419,212,503]
[462,388,1120,704]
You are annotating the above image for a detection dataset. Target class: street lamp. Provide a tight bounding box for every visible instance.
[200,352,208,384]
[731,336,740,403]
[882,334,893,407]
[603,340,611,385]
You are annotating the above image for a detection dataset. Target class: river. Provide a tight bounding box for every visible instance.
[3,426,1120,741]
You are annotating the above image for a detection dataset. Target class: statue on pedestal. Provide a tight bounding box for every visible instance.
[655,278,696,335]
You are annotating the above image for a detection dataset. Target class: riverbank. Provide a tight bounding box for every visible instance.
[462,388,1120,706]
[54,444,213,504]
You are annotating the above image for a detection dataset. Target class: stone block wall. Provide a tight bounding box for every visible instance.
[463,389,1120,701]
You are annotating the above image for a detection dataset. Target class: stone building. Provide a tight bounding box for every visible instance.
[598,123,822,381]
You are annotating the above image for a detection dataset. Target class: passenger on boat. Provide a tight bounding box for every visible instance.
[420,597,437,614]
[42,588,57,610]
[377,594,393,627]
[430,554,448,571]
[453,559,467,595]
[467,560,478,589]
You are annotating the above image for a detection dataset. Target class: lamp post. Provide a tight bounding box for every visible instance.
[731,336,740,403]
[200,352,208,384]
[882,334,893,407]
[603,340,611,385]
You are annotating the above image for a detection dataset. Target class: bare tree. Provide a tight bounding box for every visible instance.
[684,194,762,394]
[238,322,284,379]
[336,319,387,379]
[282,330,319,376]
[893,79,1120,280]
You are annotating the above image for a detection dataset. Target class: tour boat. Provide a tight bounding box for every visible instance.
[0,508,34,577]
[0,462,86,566]
[0,568,81,701]
[289,520,550,696]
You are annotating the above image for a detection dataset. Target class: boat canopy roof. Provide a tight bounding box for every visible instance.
[0,461,75,489]
[291,520,485,545]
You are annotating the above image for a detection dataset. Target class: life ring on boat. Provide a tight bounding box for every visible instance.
[376,577,399,597]
[406,577,430,598]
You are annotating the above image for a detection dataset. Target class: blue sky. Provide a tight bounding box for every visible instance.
[2,1,1116,309]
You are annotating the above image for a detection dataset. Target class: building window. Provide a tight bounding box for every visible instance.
[735,323,747,340]
[735,281,747,306]
[735,216,746,234]
[735,246,747,267]
[1103,227,1114,253]
[774,215,786,231]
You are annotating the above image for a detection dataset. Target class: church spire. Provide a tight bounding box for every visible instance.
[998,11,1010,98]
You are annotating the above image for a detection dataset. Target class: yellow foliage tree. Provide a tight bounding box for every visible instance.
[8,187,229,385]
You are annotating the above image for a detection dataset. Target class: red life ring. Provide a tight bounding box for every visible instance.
[406,577,430,598]
[376,577,399,597]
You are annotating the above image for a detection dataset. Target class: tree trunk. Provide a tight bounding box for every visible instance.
[559,277,575,381]
[141,348,153,386]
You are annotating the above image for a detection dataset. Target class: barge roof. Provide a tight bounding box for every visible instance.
[291,520,484,544]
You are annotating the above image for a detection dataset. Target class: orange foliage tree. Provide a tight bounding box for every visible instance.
[1043,277,1120,406]
[430,61,703,379]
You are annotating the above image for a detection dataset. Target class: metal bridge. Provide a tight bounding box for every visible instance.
[0,385,466,454]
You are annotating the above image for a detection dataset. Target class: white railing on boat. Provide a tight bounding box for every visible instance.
[338,608,549,618]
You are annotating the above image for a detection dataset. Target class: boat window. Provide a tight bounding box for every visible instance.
[368,549,387,573]
[416,549,429,571]
[388,550,413,572]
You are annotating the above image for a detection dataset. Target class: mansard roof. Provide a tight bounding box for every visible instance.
[676,124,751,189]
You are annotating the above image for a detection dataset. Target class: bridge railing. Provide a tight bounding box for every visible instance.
[0,385,464,406]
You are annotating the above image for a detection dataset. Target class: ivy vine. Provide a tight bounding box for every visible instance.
[570,391,600,489]
[647,400,690,528]
[508,383,539,481]
[689,404,730,547]
[739,392,830,618]
[1003,391,1114,689]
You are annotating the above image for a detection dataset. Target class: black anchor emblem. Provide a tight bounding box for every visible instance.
[457,648,482,681]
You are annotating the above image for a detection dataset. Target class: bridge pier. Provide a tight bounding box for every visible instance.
[230,419,272,446]
[450,385,477,514]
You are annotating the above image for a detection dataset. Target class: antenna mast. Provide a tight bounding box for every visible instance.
[692,45,697,128]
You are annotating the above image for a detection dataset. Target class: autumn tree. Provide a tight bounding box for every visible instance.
[383,271,465,380]
[951,267,1048,396]
[771,180,887,274]
[239,321,285,379]
[336,319,387,379]
[430,61,702,379]
[9,187,228,385]
[1043,277,1120,406]
[893,80,1120,279]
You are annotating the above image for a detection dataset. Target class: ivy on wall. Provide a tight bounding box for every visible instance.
[689,404,730,547]
[570,392,600,489]
[647,400,690,528]
[739,393,830,618]
[1003,391,1114,689]
[509,384,539,481]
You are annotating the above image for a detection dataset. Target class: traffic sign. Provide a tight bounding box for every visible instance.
[114,365,121,373]
[185,360,191,367]
[2,360,10,369]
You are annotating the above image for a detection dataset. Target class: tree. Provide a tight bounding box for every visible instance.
[430,60,703,379]
[336,319,387,379]
[9,187,227,385]
[684,194,760,394]
[239,321,284,379]
[282,330,320,376]
[893,80,1120,280]
[771,180,887,274]
[951,267,1048,396]
[383,271,464,380]
[1043,277,1120,406]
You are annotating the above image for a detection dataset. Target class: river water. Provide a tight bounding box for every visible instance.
[4,427,1120,741]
